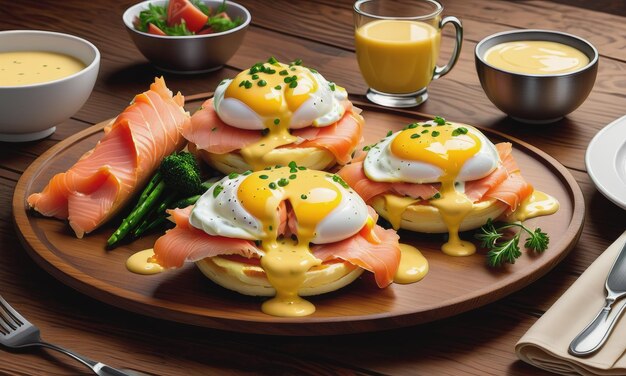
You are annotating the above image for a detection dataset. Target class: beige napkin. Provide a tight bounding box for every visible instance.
[516,230,626,375]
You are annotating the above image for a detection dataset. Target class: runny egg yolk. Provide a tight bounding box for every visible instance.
[237,167,345,317]
[390,124,482,256]
[224,62,319,171]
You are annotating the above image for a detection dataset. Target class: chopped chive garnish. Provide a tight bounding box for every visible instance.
[298,166,306,170]
[432,131,440,137]
[289,81,298,88]
[289,174,297,180]
[331,175,350,188]
[213,185,223,198]
[292,58,302,65]
[269,182,277,189]
[244,81,252,89]
[279,70,288,76]
[301,194,308,200]
[452,127,468,136]
[258,79,267,87]
[433,192,441,199]
[434,116,446,125]
[410,133,420,139]
[251,74,259,80]
[267,56,279,64]
[421,129,429,134]
[408,123,418,129]
[274,118,280,125]
[274,85,281,90]
[259,174,269,179]
[277,178,289,187]
[329,82,336,91]
[386,130,393,137]
[228,172,239,179]
[243,170,252,175]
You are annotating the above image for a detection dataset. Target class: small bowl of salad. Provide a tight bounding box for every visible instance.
[123,0,250,73]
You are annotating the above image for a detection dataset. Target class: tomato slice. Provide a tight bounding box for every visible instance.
[148,23,167,36]
[167,0,208,33]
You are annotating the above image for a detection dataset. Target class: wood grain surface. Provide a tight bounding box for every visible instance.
[1,0,625,375]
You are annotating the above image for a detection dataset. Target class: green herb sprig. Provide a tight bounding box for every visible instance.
[475,218,549,267]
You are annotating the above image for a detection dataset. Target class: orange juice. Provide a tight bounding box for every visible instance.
[355,20,441,94]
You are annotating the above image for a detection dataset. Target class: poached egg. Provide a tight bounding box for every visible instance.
[190,163,371,316]
[363,120,500,256]
[212,58,348,170]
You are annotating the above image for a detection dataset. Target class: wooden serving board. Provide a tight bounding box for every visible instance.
[13,94,584,336]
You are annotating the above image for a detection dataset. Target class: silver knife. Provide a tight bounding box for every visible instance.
[569,238,626,356]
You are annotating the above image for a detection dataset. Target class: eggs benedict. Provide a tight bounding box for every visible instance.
[182,58,364,174]
[150,163,404,317]
[338,119,559,257]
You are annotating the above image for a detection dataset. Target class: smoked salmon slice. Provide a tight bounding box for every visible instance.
[312,208,401,288]
[338,142,532,211]
[182,99,363,165]
[484,173,533,210]
[338,160,440,202]
[27,77,189,238]
[152,204,401,287]
[152,207,263,268]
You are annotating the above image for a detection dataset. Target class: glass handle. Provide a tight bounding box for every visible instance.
[433,16,463,80]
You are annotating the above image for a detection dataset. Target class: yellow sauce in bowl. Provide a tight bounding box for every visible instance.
[0,51,85,86]
[484,40,589,75]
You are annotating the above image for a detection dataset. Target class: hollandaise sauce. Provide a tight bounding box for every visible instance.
[507,190,559,222]
[237,167,346,317]
[383,195,417,230]
[0,51,85,86]
[484,41,589,75]
[394,244,429,284]
[390,124,481,256]
[126,249,164,275]
[223,61,319,171]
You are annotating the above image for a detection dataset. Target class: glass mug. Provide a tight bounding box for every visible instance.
[354,0,463,107]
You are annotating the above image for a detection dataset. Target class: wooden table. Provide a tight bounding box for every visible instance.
[2,1,625,375]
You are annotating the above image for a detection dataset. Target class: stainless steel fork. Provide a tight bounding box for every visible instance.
[0,294,131,376]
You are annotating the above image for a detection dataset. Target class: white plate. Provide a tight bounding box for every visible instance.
[586,115,626,210]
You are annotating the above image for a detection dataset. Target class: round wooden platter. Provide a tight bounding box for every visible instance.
[13,94,584,336]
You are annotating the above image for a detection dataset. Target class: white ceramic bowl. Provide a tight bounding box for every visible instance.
[0,30,100,142]
[123,0,250,73]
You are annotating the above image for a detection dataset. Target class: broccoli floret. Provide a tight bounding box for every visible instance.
[108,151,207,248]
[159,152,203,196]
